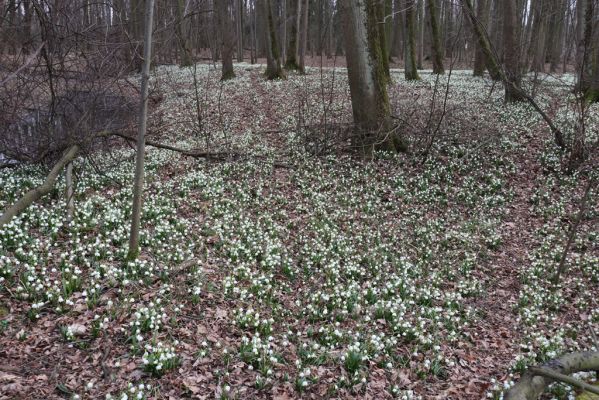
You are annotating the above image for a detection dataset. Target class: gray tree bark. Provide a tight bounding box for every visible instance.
[262,0,286,79]
[404,0,420,80]
[427,0,444,74]
[341,0,402,155]
[299,0,309,73]
[128,0,155,260]
[217,0,236,80]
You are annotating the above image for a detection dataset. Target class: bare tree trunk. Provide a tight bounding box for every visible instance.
[529,0,548,72]
[341,0,402,156]
[417,0,424,69]
[251,0,257,63]
[444,0,453,58]
[547,0,566,72]
[175,0,192,67]
[575,0,586,76]
[262,0,285,79]
[393,0,404,58]
[299,0,309,72]
[217,0,236,80]
[375,0,391,80]
[128,0,155,260]
[503,0,526,102]
[404,0,420,80]
[463,0,502,80]
[579,0,598,101]
[281,0,287,62]
[286,0,302,69]
[237,0,244,61]
[427,0,444,74]
[473,0,489,76]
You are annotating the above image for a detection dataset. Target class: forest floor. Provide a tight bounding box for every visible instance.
[0,64,598,400]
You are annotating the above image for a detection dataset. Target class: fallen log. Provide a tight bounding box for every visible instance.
[505,351,599,400]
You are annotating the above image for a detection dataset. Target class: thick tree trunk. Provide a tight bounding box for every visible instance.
[529,0,548,72]
[404,0,420,80]
[286,0,302,69]
[341,0,401,156]
[503,0,526,102]
[427,0,444,74]
[473,0,489,76]
[217,0,236,80]
[262,0,285,79]
[127,0,155,260]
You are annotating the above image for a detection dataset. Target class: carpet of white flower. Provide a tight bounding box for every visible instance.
[0,64,597,400]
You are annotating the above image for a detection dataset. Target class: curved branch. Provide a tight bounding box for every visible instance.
[0,144,80,228]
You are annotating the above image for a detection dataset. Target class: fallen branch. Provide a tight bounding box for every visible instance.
[505,351,599,400]
[112,132,291,167]
[0,144,80,228]
[0,131,289,228]
[111,132,234,159]
[529,366,599,395]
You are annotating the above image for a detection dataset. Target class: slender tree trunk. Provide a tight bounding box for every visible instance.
[404,0,420,80]
[251,0,257,63]
[463,0,501,80]
[299,0,309,72]
[341,0,401,155]
[385,0,393,60]
[281,0,287,62]
[262,0,285,79]
[427,0,444,74]
[286,0,302,69]
[237,0,244,61]
[444,0,453,58]
[175,0,192,67]
[575,0,586,76]
[473,0,489,76]
[503,0,526,102]
[217,0,236,79]
[417,0,424,69]
[128,0,155,260]
[376,0,391,80]
[393,0,404,58]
